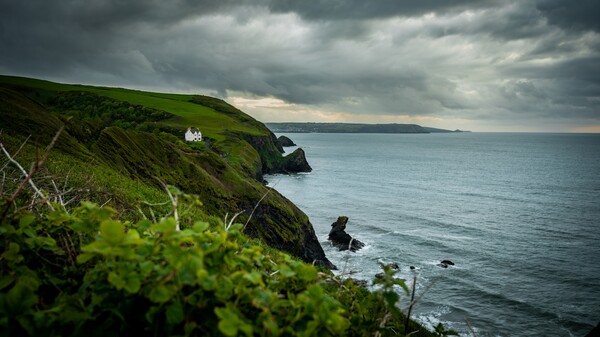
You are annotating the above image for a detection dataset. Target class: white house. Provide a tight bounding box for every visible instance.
[185,127,202,142]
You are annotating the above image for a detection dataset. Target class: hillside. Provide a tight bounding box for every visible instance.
[267,122,466,133]
[0,75,332,268]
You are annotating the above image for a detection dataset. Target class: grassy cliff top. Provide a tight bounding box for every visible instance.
[0,75,267,142]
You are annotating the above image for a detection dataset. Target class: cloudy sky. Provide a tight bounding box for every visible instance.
[1,0,599,132]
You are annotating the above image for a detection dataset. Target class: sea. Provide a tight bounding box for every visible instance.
[265,132,600,337]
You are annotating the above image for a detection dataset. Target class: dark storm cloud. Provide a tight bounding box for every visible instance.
[537,0,600,32]
[268,0,502,20]
[0,0,598,130]
[1,0,240,29]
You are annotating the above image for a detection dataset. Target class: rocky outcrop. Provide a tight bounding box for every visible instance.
[438,260,455,268]
[240,134,311,175]
[283,148,312,173]
[328,216,365,252]
[277,135,296,147]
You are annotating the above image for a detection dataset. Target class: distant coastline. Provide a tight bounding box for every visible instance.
[267,122,469,134]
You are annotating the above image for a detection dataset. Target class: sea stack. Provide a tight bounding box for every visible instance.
[328,216,365,252]
[283,148,312,173]
[277,135,296,147]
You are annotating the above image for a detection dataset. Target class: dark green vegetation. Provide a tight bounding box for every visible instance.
[267,122,466,133]
[0,75,452,336]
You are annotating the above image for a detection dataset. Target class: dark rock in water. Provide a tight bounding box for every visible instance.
[277,135,296,147]
[375,272,385,279]
[438,260,455,268]
[585,322,600,337]
[328,216,365,252]
[410,266,416,270]
[283,148,312,173]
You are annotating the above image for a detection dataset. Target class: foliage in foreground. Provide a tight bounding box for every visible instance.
[0,197,448,337]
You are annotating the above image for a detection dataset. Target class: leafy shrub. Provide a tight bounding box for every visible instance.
[0,200,349,336]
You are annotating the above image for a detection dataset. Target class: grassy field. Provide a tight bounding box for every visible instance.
[0,75,264,142]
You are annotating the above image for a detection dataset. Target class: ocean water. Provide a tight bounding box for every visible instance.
[265,132,600,337]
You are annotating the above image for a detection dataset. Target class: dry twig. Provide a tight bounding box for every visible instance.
[0,125,65,218]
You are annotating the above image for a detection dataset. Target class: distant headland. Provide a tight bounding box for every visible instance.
[267,122,469,134]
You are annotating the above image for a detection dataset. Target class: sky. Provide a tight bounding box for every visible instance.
[1,0,599,132]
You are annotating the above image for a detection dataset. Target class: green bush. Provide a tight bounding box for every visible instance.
[0,200,349,336]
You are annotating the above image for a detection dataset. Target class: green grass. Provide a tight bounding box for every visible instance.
[0,75,264,142]
[0,133,167,219]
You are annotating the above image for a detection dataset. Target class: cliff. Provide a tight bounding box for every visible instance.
[0,76,333,269]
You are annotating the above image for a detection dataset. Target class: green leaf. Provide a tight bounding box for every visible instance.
[0,276,14,291]
[152,218,176,234]
[81,240,112,255]
[145,305,161,324]
[32,236,58,251]
[262,315,278,336]
[19,214,35,228]
[228,223,243,232]
[108,272,126,290]
[77,252,95,264]
[149,285,174,303]
[124,275,141,294]
[139,261,154,276]
[218,320,238,336]
[136,219,153,233]
[100,220,125,244]
[166,301,184,324]
[394,278,410,295]
[123,229,144,245]
[2,242,23,264]
[22,226,36,239]
[244,272,263,285]
[70,202,115,233]
[196,269,217,291]
[46,209,72,228]
[4,281,38,316]
[278,265,296,278]
[215,307,239,337]
[192,221,209,233]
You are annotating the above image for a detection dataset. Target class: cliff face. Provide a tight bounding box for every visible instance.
[240,133,311,177]
[93,128,332,268]
[0,78,334,269]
